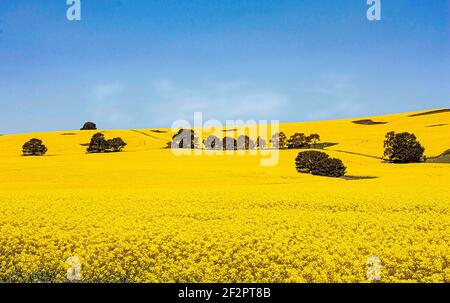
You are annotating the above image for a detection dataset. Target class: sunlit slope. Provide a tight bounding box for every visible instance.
[209,108,450,158]
[0,109,449,282]
[0,128,172,157]
[1,108,449,158]
[282,109,450,158]
[0,109,448,191]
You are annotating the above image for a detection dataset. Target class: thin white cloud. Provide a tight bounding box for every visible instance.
[148,80,288,125]
[82,76,366,129]
[90,84,123,102]
[304,72,367,120]
[85,83,133,126]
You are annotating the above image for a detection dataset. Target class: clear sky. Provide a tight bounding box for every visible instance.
[0,0,449,133]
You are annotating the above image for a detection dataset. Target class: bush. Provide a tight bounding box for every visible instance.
[223,137,237,150]
[204,135,222,150]
[287,133,307,149]
[271,132,286,149]
[168,129,199,149]
[87,133,107,153]
[22,139,47,156]
[295,151,346,177]
[310,158,346,177]
[106,137,127,152]
[81,122,97,130]
[87,133,127,153]
[237,135,255,150]
[383,131,425,163]
[295,150,329,173]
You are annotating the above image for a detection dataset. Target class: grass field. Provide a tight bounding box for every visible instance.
[0,109,449,282]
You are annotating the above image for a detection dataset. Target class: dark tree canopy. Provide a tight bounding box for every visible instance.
[22,138,47,156]
[204,135,223,150]
[295,150,329,173]
[87,133,107,153]
[287,133,308,149]
[295,151,346,178]
[237,135,255,150]
[306,134,321,147]
[81,122,97,130]
[285,133,321,149]
[222,137,237,151]
[87,133,127,153]
[310,158,346,177]
[106,137,127,152]
[169,129,199,149]
[271,132,287,149]
[383,131,425,163]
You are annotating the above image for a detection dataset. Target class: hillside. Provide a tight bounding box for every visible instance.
[1,108,449,158]
[0,109,449,282]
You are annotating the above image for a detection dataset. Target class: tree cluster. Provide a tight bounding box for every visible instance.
[170,130,266,151]
[271,132,321,149]
[168,129,200,149]
[87,133,127,153]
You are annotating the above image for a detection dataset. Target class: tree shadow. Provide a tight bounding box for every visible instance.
[341,175,378,181]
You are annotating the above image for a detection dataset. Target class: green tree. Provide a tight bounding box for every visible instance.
[306,134,321,148]
[169,129,199,149]
[310,158,346,177]
[295,151,346,177]
[223,137,237,150]
[287,133,307,149]
[87,133,127,153]
[106,137,127,152]
[271,132,287,149]
[22,139,48,156]
[383,131,425,163]
[80,122,97,130]
[87,133,107,153]
[204,135,222,150]
[256,136,266,149]
[237,135,255,150]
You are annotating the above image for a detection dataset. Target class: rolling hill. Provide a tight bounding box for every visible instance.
[0,109,449,282]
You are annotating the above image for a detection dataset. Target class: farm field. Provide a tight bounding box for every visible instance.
[0,109,449,282]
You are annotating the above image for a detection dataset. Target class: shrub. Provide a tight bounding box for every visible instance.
[106,137,127,152]
[310,158,346,177]
[271,132,287,149]
[87,133,127,153]
[169,129,199,149]
[237,135,255,150]
[204,135,222,150]
[287,133,307,149]
[256,136,266,149]
[22,139,47,156]
[81,122,97,130]
[223,137,237,150]
[295,150,329,173]
[383,131,425,163]
[295,151,346,177]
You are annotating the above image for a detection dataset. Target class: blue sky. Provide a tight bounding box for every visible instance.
[0,0,449,133]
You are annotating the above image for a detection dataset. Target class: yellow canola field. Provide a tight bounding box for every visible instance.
[0,109,449,282]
